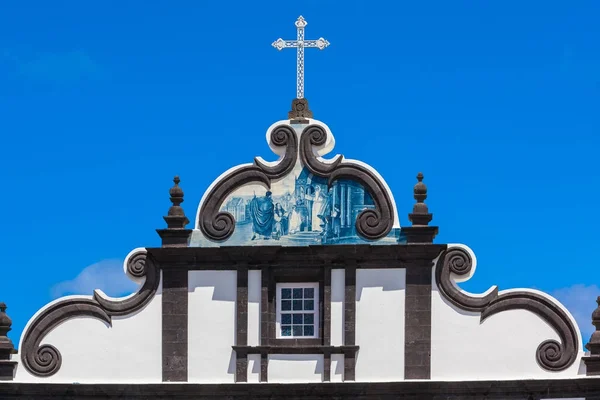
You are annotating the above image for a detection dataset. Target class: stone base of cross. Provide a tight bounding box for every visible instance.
[288,98,313,122]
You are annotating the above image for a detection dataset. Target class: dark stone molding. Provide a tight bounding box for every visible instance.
[435,247,579,372]
[21,250,159,378]
[299,124,395,241]
[404,265,432,380]
[93,252,160,316]
[435,248,498,312]
[482,291,579,372]
[233,345,358,355]
[343,263,356,381]
[249,266,331,382]
[400,226,439,244]
[21,299,110,378]
[2,378,600,399]
[235,266,248,383]
[147,244,447,270]
[162,269,188,382]
[583,296,600,376]
[198,125,298,242]
[0,302,17,380]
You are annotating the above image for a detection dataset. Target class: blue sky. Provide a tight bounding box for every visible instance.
[1,1,598,345]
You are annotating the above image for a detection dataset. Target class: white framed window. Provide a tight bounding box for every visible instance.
[276,282,319,339]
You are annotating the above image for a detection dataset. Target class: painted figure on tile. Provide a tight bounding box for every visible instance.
[250,191,275,240]
[273,203,288,240]
[331,205,341,239]
[310,186,326,232]
[288,205,302,234]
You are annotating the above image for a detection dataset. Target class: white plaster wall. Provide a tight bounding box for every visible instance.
[331,269,345,346]
[247,354,261,383]
[15,287,163,383]
[188,270,237,383]
[431,272,585,380]
[355,268,406,382]
[330,353,344,382]
[268,354,323,383]
[248,270,261,346]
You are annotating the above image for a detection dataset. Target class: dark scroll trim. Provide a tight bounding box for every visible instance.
[434,247,579,372]
[481,291,579,372]
[93,252,160,316]
[299,124,394,241]
[198,125,298,242]
[435,248,498,312]
[21,250,159,378]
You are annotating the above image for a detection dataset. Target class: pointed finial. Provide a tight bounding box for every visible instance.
[0,302,17,379]
[409,172,432,226]
[157,176,193,247]
[0,302,12,340]
[400,173,438,243]
[583,296,600,375]
[169,175,184,211]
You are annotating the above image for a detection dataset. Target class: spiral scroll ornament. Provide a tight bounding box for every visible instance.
[300,125,342,175]
[299,124,394,240]
[254,125,299,180]
[435,248,498,312]
[435,247,579,372]
[31,344,61,377]
[22,299,111,377]
[127,251,147,278]
[22,250,161,377]
[481,291,579,372]
[94,251,159,316]
[199,125,298,242]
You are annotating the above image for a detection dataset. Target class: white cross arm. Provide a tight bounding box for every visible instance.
[272,38,330,51]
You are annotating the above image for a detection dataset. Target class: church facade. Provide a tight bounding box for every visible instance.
[0,99,599,398]
[1,16,600,400]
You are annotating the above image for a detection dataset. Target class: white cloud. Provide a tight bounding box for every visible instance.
[51,259,139,299]
[551,284,599,342]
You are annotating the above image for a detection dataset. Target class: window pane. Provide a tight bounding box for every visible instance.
[292,300,303,311]
[303,313,314,324]
[292,288,303,299]
[293,314,303,324]
[281,288,292,299]
[281,313,291,324]
[293,326,303,336]
[281,300,291,311]
[304,300,314,310]
[304,288,314,298]
[281,325,291,336]
[303,325,314,336]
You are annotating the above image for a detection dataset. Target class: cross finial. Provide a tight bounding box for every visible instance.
[272,15,330,100]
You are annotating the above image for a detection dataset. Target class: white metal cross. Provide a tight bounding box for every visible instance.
[272,16,330,99]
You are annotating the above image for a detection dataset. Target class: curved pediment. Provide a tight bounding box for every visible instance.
[191,119,401,247]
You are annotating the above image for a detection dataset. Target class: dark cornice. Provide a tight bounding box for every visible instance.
[1,378,600,399]
[147,244,447,270]
[434,247,579,372]
[20,250,160,378]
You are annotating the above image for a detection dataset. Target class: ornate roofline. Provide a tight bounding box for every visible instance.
[19,249,159,378]
[434,244,581,372]
[194,119,400,243]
